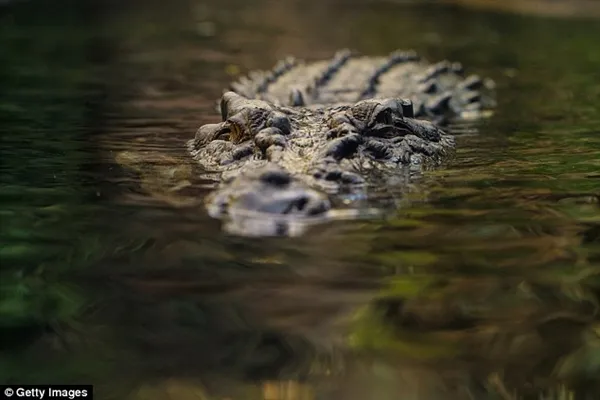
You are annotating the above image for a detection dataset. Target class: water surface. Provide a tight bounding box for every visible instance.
[1,0,599,399]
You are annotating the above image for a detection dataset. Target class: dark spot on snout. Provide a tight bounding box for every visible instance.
[285,194,330,216]
[287,196,309,213]
[259,169,291,187]
[324,170,341,181]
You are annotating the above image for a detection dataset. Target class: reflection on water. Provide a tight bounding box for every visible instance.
[1,0,599,399]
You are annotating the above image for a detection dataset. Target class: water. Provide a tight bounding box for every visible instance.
[1,0,599,398]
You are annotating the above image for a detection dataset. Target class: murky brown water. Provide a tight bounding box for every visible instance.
[1,0,599,399]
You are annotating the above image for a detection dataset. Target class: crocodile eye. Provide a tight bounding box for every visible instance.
[216,128,230,141]
[227,119,244,142]
[373,107,393,125]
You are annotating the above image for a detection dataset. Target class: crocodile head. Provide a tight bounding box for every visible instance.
[189,92,454,233]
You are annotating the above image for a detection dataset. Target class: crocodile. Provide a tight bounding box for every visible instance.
[189,49,495,236]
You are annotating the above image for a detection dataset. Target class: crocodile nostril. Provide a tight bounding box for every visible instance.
[294,196,308,211]
[260,170,291,187]
[283,196,309,214]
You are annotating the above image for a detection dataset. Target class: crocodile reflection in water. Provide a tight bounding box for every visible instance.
[188,49,495,236]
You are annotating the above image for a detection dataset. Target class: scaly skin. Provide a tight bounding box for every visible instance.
[229,49,494,125]
[189,50,494,236]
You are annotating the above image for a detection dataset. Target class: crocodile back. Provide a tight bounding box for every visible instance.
[229,49,495,124]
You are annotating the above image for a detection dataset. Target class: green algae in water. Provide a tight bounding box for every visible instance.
[347,305,460,359]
